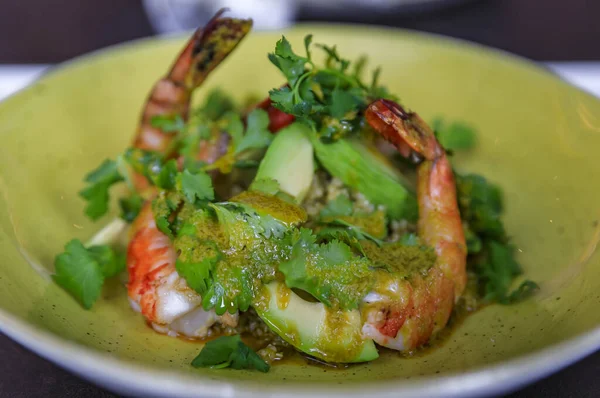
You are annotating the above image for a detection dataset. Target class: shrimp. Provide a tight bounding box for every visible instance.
[126,11,251,338]
[132,8,252,193]
[361,99,467,351]
[127,203,238,337]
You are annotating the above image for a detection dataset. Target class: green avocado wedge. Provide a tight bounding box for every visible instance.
[253,123,314,203]
[255,282,378,363]
[310,134,418,221]
[250,125,376,363]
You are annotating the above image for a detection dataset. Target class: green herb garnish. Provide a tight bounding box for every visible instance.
[191,335,270,372]
[457,173,538,303]
[53,239,125,309]
[268,35,393,136]
[79,159,124,220]
[279,228,372,309]
[432,118,477,152]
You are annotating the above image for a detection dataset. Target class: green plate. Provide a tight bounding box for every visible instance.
[1,24,600,398]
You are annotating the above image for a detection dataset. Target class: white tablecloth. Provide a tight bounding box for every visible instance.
[1,62,599,101]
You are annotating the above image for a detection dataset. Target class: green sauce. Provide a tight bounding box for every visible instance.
[362,241,436,278]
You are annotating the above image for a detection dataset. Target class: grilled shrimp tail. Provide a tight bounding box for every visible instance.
[133,9,252,154]
[361,98,467,351]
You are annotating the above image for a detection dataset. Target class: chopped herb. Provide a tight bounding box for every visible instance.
[268,35,394,138]
[53,239,124,309]
[319,194,353,218]
[474,241,538,304]
[198,89,235,120]
[155,159,179,190]
[119,194,144,223]
[87,245,126,278]
[398,233,420,247]
[152,191,183,239]
[235,108,272,154]
[175,238,222,295]
[457,173,538,303]
[249,178,281,196]
[279,228,372,309]
[328,218,384,247]
[233,159,260,169]
[178,169,215,203]
[150,114,185,133]
[457,173,505,240]
[191,335,269,372]
[432,118,477,152]
[79,159,124,220]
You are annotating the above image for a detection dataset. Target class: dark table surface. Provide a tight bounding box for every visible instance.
[1,0,600,397]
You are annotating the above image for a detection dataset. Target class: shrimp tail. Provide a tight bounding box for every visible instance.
[133,9,252,154]
[362,98,467,351]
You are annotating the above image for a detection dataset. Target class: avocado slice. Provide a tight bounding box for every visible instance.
[253,122,314,202]
[255,282,378,363]
[310,134,418,221]
[248,129,378,363]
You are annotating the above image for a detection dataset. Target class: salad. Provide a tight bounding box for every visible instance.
[53,10,537,372]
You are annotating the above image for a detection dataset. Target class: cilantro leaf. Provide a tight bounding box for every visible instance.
[152,191,183,239]
[507,280,539,303]
[432,118,477,151]
[79,159,124,220]
[269,37,307,86]
[235,109,272,154]
[320,239,353,264]
[156,217,173,239]
[304,34,313,60]
[279,229,372,309]
[150,114,185,133]
[249,178,280,196]
[53,239,104,309]
[315,227,366,257]
[176,237,222,295]
[316,43,346,66]
[87,245,126,278]
[155,159,179,190]
[267,34,395,139]
[463,224,482,254]
[202,266,255,315]
[319,194,353,218]
[457,173,505,240]
[456,171,538,304]
[328,218,384,247]
[329,88,360,119]
[198,89,235,120]
[178,169,214,203]
[233,159,260,169]
[224,112,244,144]
[119,194,143,223]
[275,35,296,59]
[475,240,538,304]
[398,233,420,247]
[191,335,270,372]
[268,87,294,113]
[53,240,123,309]
[123,148,175,189]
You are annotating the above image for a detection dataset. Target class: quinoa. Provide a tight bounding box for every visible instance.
[388,219,416,242]
[205,308,289,363]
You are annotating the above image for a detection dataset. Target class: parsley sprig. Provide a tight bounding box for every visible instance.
[268,35,394,138]
[456,173,538,303]
[279,228,372,309]
[53,239,125,309]
[191,335,269,372]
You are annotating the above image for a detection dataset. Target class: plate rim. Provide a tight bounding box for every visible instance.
[1,22,600,397]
